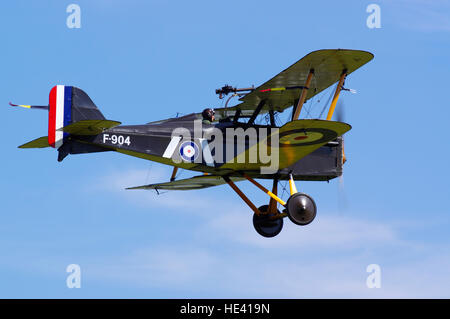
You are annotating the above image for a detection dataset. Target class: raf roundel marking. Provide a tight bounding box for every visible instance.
[273,128,338,147]
[179,141,199,162]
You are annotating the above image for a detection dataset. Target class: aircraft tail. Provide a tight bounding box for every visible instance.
[14,85,121,161]
[48,85,107,148]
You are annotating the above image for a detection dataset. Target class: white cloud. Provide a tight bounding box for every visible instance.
[81,239,450,298]
[200,209,399,250]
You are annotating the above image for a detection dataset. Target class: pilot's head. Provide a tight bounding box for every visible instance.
[202,108,215,122]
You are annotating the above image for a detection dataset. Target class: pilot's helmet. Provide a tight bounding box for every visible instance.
[202,108,215,122]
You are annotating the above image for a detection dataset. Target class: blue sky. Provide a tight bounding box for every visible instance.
[1,0,450,298]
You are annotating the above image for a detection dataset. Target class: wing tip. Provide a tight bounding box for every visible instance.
[125,186,148,190]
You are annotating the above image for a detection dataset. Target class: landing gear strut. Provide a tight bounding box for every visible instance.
[224,174,317,238]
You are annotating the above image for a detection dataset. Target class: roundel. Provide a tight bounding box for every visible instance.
[274,128,338,147]
[179,141,199,162]
[279,131,324,145]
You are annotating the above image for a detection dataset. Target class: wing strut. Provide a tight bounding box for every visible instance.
[292,69,314,121]
[269,110,276,126]
[170,166,178,182]
[326,70,347,120]
[247,100,266,126]
[233,109,242,124]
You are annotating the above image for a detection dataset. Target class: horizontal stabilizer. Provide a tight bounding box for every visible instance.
[18,136,50,149]
[127,174,245,191]
[58,119,121,135]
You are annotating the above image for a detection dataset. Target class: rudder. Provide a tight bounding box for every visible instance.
[48,85,106,148]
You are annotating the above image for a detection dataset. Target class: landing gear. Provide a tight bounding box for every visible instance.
[253,205,283,238]
[286,192,317,226]
[224,174,317,238]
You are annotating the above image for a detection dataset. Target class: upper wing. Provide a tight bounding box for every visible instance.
[126,175,245,191]
[211,49,373,121]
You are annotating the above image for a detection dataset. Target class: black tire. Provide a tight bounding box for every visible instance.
[253,205,283,238]
[286,193,317,226]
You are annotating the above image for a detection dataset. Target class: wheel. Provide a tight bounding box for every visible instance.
[286,193,317,226]
[253,205,283,238]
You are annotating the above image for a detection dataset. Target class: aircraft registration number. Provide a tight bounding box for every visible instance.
[102,134,131,146]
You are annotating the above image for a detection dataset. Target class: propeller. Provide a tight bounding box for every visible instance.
[336,99,346,163]
[336,99,348,213]
[336,99,345,122]
[335,85,357,212]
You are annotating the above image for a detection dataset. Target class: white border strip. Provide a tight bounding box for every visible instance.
[163,136,182,158]
[54,85,65,148]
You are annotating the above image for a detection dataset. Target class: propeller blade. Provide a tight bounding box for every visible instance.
[336,99,345,122]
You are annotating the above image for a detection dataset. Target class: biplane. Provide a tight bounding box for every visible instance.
[11,49,373,238]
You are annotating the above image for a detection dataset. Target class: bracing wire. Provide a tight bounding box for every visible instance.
[318,84,336,119]
[277,180,289,210]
